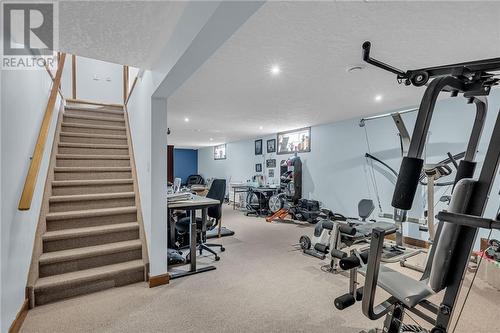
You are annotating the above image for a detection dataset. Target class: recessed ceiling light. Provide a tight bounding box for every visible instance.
[374,95,383,102]
[184,117,189,122]
[209,137,213,141]
[270,65,281,75]
[259,126,264,130]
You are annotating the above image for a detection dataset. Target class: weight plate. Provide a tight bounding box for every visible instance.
[299,235,311,250]
[268,195,283,213]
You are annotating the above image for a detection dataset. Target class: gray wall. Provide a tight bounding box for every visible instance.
[198,90,500,245]
[1,68,61,333]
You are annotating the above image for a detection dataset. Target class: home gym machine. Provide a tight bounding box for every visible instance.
[266,155,303,222]
[334,41,500,333]
[362,111,470,269]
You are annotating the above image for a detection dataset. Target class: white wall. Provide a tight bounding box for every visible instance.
[198,90,500,245]
[126,70,168,275]
[60,55,123,104]
[1,68,61,333]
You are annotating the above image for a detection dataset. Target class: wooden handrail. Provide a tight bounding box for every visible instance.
[18,53,66,210]
[72,54,76,99]
[123,65,129,104]
[43,61,64,99]
[65,98,123,108]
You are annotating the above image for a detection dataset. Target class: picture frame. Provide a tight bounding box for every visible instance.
[255,163,262,172]
[268,169,274,178]
[267,139,276,153]
[277,127,311,155]
[255,139,263,155]
[214,144,227,160]
[266,159,276,168]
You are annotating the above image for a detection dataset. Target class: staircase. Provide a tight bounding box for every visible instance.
[28,101,148,307]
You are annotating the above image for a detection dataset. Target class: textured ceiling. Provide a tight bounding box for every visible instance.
[58,1,186,68]
[168,1,500,148]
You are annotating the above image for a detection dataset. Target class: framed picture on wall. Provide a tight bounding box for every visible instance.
[255,139,263,155]
[214,144,226,160]
[255,163,262,172]
[277,127,311,154]
[267,139,276,153]
[266,159,276,168]
[268,169,274,178]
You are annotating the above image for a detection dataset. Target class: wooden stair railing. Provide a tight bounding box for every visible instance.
[18,53,66,210]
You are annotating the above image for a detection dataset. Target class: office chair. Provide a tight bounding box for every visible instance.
[185,174,205,187]
[175,179,226,261]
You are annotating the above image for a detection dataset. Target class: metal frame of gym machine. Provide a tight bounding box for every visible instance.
[337,42,500,333]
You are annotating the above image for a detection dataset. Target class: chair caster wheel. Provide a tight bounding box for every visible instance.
[215,256,220,261]
[221,247,225,252]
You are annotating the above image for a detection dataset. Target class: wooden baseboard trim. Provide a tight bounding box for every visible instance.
[385,234,430,249]
[8,299,29,333]
[149,273,170,288]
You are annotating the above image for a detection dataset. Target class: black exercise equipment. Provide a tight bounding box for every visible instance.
[335,42,500,333]
[279,156,302,204]
[298,199,397,264]
[289,199,322,224]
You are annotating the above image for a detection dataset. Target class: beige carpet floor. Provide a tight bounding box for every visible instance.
[22,206,500,332]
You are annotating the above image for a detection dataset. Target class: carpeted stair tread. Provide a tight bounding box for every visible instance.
[61,122,126,130]
[42,222,139,241]
[64,105,124,115]
[54,166,132,172]
[46,206,137,221]
[49,192,135,203]
[52,179,133,187]
[60,132,127,140]
[34,260,144,290]
[56,154,130,160]
[39,239,142,265]
[64,114,126,123]
[59,142,129,149]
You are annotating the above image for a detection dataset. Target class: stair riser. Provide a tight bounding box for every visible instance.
[56,158,130,167]
[54,171,132,181]
[40,248,142,277]
[60,135,128,145]
[34,267,144,306]
[49,197,136,212]
[52,183,134,196]
[61,124,126,136]
[63,115,126,127]
[43,229,140,252]
[46,212,137,231]
[65,109,124,119]
[58,146,129,155]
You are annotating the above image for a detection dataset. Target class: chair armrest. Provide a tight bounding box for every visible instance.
[362,227,397,320]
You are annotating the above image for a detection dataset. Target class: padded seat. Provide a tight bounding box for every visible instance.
[342,221,397,244]
[176,217,204,233]
[359,265,434,308]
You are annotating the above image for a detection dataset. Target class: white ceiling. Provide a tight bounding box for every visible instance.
[168,1,500,148]
[58,1,186,68]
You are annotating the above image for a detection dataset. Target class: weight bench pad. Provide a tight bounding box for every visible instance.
[359,265,434,308]
[343,221,397,241]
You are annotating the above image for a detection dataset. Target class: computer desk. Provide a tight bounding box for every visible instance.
[168,195,220,279]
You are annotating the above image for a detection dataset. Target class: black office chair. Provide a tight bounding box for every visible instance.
[185,174,205,187]
[175,179,226,261]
